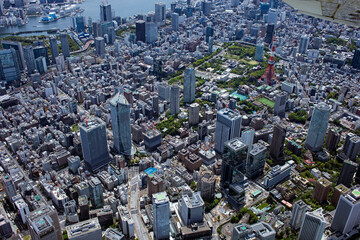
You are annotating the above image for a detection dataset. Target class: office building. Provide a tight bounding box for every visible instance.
[136,20,146,42]
[158,82,170,101]
[107,26,115,44]
[49,36,59,63]
[0,213,13,238]
[305,103,331,152]
[89,177,104,209]
[206,26,214,43]
[255,43,264,62]
[201,1,212,15]
[35,57,47,74]
[95,37,105,58]
[331,184,349,206]
[148,175,164,197]
[269,123,286,163]
[183,67,196,103]
[75,16,85,32]
[110,93,132,156]
[189,103,200,125]
[64,200,78,224]
[179,192,204,226]
[343,132,360,161]
[171,12,179,31]
[352,49,360,69]
[326,128,341,152]
[291,200,310,230]
[298,208,326,240]
[331,187,360,234]
[1,41,25,70]
[299,35,310,54]
[0,49,21,82]
[14,198,29,224]
[337,160,358,188]
[66,218,102,240]
[26,205,62,240]
[33,46,50,66]
[23,46,36,75]
[100,4,112,22]
[232,222,276,240]
[214,108,242,153]
[145,22,158,43]
[274,91,287,117]
[170,84,180,115]
[92,21,102,37]
[79,119,110,171]
[104,228,125,240]
[153,192,170,240]
[313,178,331,203]
[246,143,267,179]
[241,127,255,151]
[265,23,275,44]
[263,161,293,189]
[2,174,16,201]
[144,129,162,152]
[155,2,166,24]
[198,170,216,201]
[267,8,278,25]
[78,195,90,221]
[59,33,70,59]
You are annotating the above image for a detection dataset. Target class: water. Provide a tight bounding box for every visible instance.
[0,0,175,35]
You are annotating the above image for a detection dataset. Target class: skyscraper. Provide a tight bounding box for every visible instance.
[299,35,310,54]
[95,37,105,58]
[179,192,204,226]
[305,103,331,152]
[92,21,102,38]
[1,41,25,71]
[75,15,85,32]
[326,128,341,152]
[291,200,310,230]
[246,143,267,179]
[241,128,255,151]
[201,1,212,15]
[255,43,264,62]
[0,49,21,82]
[183,67,196,103]
[100,4,112,22]
[107,26,115,45]
[232,222,276,240]
[269,123,286,164]
[49,36,59,63]
[265,23,275,44]
[136,20,146,42]
[337,160,358,188]
[110,93,132,156]
[331,187,360,235]
[23,46,36,75]
[343,132,360,161]
[298,208,326,240]
[189,103,199,125]
[89,177,104,209]
[35,56,47,74]
[313,178,331,203]
[352,49,360,69]
[79,119,110,171]
[170,84,180,115]
[205,26,214,43]
[155,2,166,24]
[274,91,287,117]
[60,33,70,59]
[33,45,50,66]
[214,108,242,153]
[153,192,170,240]
[267,8,278,25]
[145,22,158,43]
[171,12,179,31]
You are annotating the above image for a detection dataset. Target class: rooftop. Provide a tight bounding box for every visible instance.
[66,219,101,238]
[218,108,241,120]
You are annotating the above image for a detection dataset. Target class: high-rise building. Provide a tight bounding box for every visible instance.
[89,177,104,209]
[23,46,36,75]
[183,67,196,103]
[337,160,358,188]
[331,187,360,235]
[205,26,214,43]
[26,205,62,240]
[79,119,110,171]
[1,41,25,70]
[214,108,242,153]
[49,36,59,63]
[246,143,267,179]
[1,174,16,201]
[298,208,326,240]
[145,22,158,43]
[313,177,331,203]
[153,192,170,240]
[171,12,179,31]
[255,43,264,62]
[170,84,180,115]
[75,16,85,32]
[155,2,166,24]
[179,192,204,226]
[35,57,47,74]
[148,175,164,197]
[107,26,115,45]
[305,103,331,152]
[0,49,21,82]
[33,46,50,66]
[110,93,132,156]
[136,20,146,42]
[232,222,276,240]
[331,184,349,206]
[88,17,93,35]
[95,37,105,58]
[66,218,102,240]
[274,91,287,117]
[351,49,360,69]
[92,21,102,38]
[343,132,360,161]
[189,103,200,125]
[241,127,255,151]
[201,1,212,16]
[269,123,286,163]
[198,170,216,201]
[267,8,278,25]
[326,128,341,152]
[263,161,293,189]
[100,4,112,22]
[291,200,310,230]
[299,35,310,54]
[265,23,275,44]
[60,33,70,59]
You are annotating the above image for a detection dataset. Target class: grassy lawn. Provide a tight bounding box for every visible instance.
[258,202,269,210]
[70,123,79,132]
[258,97,275,108]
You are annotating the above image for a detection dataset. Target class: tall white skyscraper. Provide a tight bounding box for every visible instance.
[171,12,179,31]
[291,200,310,230]
[298,208,326,240]
[183,67,196,103]
[241,127,255,151]
[153,192,170,240]
[100,3,112,22]
[267,8,278,25]
[155,2,166,24]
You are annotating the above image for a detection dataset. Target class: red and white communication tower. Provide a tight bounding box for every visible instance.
[259,35,278,85]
